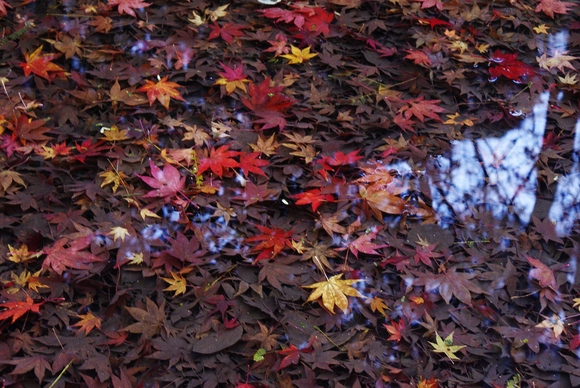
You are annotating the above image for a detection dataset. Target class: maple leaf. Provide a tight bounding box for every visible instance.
[280,45,318,64]
[301,242,338,271]
[536,314,565,339]
[535,0,575,18]
[369,295,390,316]
[241,78,295,130]
[124,298,167,338]
[264,33,290,57]
[429,331,466,362]
[0,295,44,323]
[38,141,73,159]
[19,46,65,81]
[250,134,280,156]
[304,274,365,313]
[99,169,128,194]
[0,0,12,17]
[536,50,577,73]
[383,319,405,342]
[404,49,432,67]
[246,225,294,262]
[109,226,130,242]
[11,114,52,144]
[214,62,249,94]
[0,170,26,192]
[197,144,240,178]
[208,22,248,44]
[527,256,557,290]
[488,50,536,82]
[238,152,269,177]
[3,356,52,384]
[73,312,102,336]
[414,243,444,267]
[417,0,443,11]
[162,271,188,296]
[108,0,151,17]
[138,159,186,200]
[42,235,107,275]
[344,229,388,258]
[277,337,315,371]
[417,376,439,388]
[7,244,41,263]
[412,267,486,305]
[99,124,130,142]
[317,213,347,236]
[291,188,335,212]
[136,76,185,109]
[396,96,445,125]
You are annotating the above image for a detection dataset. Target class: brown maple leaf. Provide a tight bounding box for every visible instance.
[535,0,576,18]
[527,256,557,290]
[124,298,167,338]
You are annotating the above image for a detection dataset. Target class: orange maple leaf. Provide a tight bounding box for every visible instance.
[0,295,44,323]
[19,46,66,81]
[72,312,102,335]
[136,76,186,109]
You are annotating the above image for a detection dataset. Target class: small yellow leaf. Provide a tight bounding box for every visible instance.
[369,296,390,316]
[140,208,161,220]
[429,331,466,362]
[109,226,130,242]
[536,315,565,339]
[280,45,318,64]
[533,24,549,34]
[573,297,580,311]
[162,271,188,296]
[99,170,128,193]
[100,125,130,142]
[128,252,144,265]
[304,274,365,313]
[7,244,41,263]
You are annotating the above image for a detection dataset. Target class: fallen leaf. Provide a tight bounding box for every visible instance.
[304,274,365,313]
[136,76,186,109]
[73,312,103,335]
[429,331,465,361]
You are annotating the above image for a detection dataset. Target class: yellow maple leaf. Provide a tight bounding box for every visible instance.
[281,45,318,64]
[369,295,390,316]
[162,271,189,296]
[533,24,550,34]
[558,73,578,85]
[99,170,128,193]
[7,244,41,263]
[429,331,466,362]
[304,274,365,313]
[205,4,229,22]
[573,297,580,311]
[128,252,144,265]
[109,226,130,242]
[140,208,161,220]
[72,312,102,335]
[536,315,565,339]
[100,125,130,142]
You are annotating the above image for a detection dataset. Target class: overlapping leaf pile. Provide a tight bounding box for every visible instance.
[0,0,579,387]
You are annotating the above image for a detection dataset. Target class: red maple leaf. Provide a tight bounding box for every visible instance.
[488,50,536,82]
[383,319,406,342]
[414,243,444,267]
[71,139,109,163]
[208,22,249,44]
[343,228,388,258]
[246,225,294,262]
[0,0,13,17]
[138,159,186,200]
[291,188,335,212]
[535,0,576,18]
[238,152,269,177]
[0,295,44,323]
[394,96,445,131]
[108,0,151,17]
[42,235,107,275]
[241,78,295,130]
[404,49,432,67]
[417,17,453,29]
[276,337,315,371]
[259,5,333,37]
[197,145,240,178]
[19,46,65,81]
[323,150,363,167]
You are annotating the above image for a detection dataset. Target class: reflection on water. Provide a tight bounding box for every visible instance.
[430,92,549,227]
